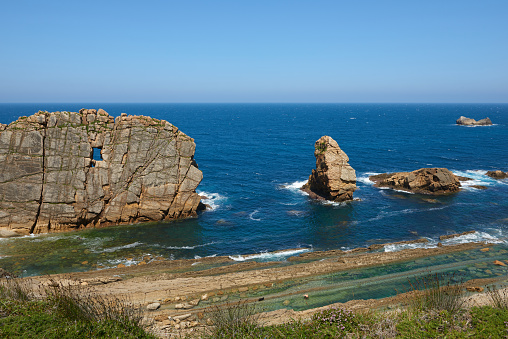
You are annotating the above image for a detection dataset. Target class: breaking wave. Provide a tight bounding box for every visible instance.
[229,248,311,262]
[197,191,227,211]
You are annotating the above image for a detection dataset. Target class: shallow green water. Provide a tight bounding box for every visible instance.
[177,245,508,312]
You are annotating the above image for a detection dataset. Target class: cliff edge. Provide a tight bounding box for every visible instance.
[0,109,203,235]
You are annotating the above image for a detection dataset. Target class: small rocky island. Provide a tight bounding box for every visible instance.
[301,136,357,201]
[0,109,203,235]
[369,168,461,195]
[456,116,492,126]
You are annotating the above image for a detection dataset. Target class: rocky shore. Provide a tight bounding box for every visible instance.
[13,236,506,337]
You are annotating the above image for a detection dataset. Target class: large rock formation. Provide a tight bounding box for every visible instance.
[456,116,492,126]
[301,136,357,201]
[369,168,461,195]
[0,109,203,235]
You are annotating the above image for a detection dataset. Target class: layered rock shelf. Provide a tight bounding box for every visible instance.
[369,168,461,195]
[0,109,203,235]
[301,136,357,202]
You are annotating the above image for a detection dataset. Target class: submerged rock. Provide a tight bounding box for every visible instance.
[456,116,493,126]
[369,168,461,195]
[486,170,508,179]
[0,109,203,234]
[301,136,357,202]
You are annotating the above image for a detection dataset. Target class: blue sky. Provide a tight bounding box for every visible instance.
[1,1,507,103]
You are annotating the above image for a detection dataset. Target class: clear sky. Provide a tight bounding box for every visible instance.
[1,0,507,103]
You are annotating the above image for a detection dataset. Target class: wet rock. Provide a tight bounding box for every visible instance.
[0,229,22,238]
[486,170,508,179]
[0,109,203,234]
[439,230,476,241]
[456,116,493,126]
[370,168,461,195]
[301,136,357,202]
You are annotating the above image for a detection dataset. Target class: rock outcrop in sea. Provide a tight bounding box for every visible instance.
[369,168,461,195]
[486,170,508,179]
[0,109,203,235]
[301,136,357,201]
[456,116,493,126]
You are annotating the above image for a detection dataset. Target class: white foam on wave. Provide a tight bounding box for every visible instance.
[229,248,311,262]
[452,170,504,189]
[161,241,220,250]
[456,124,498,128]
[384,239,435,252]
[197,191,227,211]
[281,180,308,194]
[99,241,144,253]
[368,206,449,222]
[357,172,379,186]
[384,231,505,253]
[442,231,504,245]
[249,210,261,221]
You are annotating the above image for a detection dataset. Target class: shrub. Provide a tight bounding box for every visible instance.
[312,306,358,333]
[405,272,465,315]
[204,300,260,338]
[0,277,153,338]
[486,285,508,310]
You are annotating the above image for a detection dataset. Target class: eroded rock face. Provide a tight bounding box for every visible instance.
[301,136,357,201]
[486,170,508,179]
[369,168,461,195]
[0,109,203,235]
[456,116,492,126]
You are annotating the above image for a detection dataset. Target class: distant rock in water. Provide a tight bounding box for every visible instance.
[301,136,357,202]
[369,168,461,195]
[486,170,508,179]
[456,116,492,126]
[0,109,203,235]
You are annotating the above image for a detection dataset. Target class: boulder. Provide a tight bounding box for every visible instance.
[369,168,461,195]
[301,136,357,202]
[0,109,203,234]
[486,170,508,179]
[456,116,493,126]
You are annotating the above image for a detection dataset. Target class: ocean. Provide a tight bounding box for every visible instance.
[0,103,507,276]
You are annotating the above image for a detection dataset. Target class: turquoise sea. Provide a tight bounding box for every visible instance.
[0,103,507,276]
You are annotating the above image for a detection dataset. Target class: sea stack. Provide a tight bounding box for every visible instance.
[301,136,357,202]
[456,116,493,126]
[0,109,203,235]
[369,168,461,195]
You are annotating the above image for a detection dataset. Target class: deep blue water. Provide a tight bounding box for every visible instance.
[0,103,507,276]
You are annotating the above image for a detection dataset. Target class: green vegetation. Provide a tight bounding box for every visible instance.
[0,277,155,338]
[315,141,327,154]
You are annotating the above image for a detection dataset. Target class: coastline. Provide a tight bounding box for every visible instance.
[17,238,508,336]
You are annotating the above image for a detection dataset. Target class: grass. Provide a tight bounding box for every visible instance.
[0,277,155,338]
